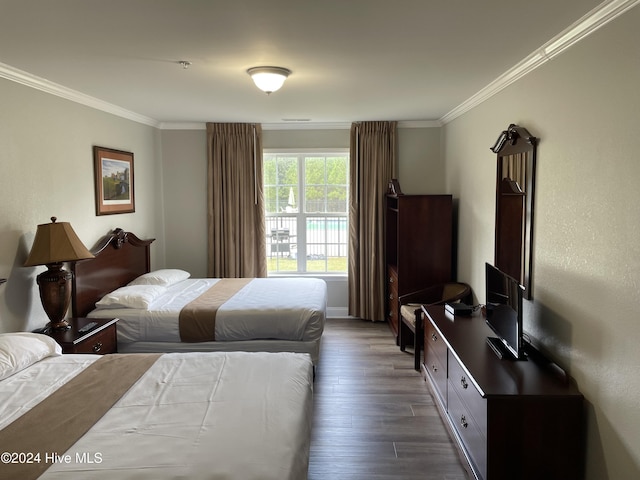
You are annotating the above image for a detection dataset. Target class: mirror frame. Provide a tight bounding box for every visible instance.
[490,124,537,299]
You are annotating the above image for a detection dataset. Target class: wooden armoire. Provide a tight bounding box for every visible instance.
[385,194,453,339]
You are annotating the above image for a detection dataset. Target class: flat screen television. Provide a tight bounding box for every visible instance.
[485,262,525,360]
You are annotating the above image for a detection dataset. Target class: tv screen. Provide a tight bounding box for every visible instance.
[485,263,525,359]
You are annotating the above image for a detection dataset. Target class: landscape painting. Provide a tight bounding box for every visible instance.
[93,146,135,215]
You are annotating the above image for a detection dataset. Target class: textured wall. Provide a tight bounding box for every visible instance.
[443,8,640,480]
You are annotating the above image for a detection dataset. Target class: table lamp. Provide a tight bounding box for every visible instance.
[24,217,94,330]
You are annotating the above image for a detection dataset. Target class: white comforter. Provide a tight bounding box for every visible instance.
[0,352,313,479]
[88,278,327,344]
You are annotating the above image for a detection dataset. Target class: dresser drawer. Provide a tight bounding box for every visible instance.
[448,380,487,479]
[424,342,447,405]
[425,319,447,367]
[448,351,487,435]
[387,269,399,331]
[70,326,117,354]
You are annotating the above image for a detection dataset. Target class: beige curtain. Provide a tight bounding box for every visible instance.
[501,153,526,192]
[348,121,397,321]
[206,123,267,278]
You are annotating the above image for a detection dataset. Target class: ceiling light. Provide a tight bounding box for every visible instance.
[247,66,291,94]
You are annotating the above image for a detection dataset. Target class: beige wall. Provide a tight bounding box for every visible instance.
[0,79,164,333]
[443,8,640,480]
[161,129,208,277]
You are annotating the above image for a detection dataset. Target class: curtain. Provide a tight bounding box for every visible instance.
[501,153,526,192]
[348,121,397,321]
[206,123,267,278]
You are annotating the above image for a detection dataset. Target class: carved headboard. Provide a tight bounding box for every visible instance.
[71,228,155,317]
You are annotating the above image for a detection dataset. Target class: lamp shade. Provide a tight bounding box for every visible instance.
[247,66,291,94]
[24,217,94,266]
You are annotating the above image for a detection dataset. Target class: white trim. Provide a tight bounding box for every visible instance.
[440,0,640,124]
[160,120,439,131]
[159,122,206,130]
[2,0,637,129]
[263,147,349,154]
[0,62,160,127]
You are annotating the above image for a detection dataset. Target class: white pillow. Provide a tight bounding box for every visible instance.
[0,332,62,381]
[95,285,166,309]
[128,269,190,287]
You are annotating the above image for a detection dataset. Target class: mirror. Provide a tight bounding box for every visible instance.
[490,124,537,299]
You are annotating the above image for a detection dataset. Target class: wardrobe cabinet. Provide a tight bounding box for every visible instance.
[385,194,452,338]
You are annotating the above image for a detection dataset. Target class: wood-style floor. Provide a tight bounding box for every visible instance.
[309,317,469,480]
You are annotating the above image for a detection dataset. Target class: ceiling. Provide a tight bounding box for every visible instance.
[0,0,612,127]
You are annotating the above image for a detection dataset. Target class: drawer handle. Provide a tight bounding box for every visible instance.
[460,415,468,429]
[431,364,438,373]
[389,311,394,318]
[460,376,468,389]
[389,277,394,283]
[92,342,103,353]
[431,333,438,342]
[389,294,394,300]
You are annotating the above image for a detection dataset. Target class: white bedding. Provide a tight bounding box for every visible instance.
[0,351,313,479]
[88,278,326,344]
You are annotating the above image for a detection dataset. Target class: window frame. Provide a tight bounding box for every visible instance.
[264,148,349,276]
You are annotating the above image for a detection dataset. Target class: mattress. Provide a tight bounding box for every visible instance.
[0,351,313,479]
[88,278,326,344]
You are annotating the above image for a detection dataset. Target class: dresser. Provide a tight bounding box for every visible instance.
[385,194,452,338]
[422,305,584,480]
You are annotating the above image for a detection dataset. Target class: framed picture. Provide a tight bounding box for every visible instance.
[93,146,135,215]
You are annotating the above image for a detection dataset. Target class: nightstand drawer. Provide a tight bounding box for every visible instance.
[49,318,119,355]
[70,326,117,354]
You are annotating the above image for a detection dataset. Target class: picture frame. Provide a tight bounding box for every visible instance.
[93,146,135,215]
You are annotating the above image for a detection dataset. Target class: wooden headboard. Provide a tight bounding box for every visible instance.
[72,228,155,317]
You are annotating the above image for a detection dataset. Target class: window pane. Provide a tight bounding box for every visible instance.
[264,185,277,213]
[327,157,348,184]
[327,186,347,213]
[305,157,325,185]
[305,185,325,213]
[265,151,348,275]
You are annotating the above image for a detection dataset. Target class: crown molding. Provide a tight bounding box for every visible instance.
[2,0,637,129]
[440,0,640,124]
[0,62,160,127]
[159,120,441,131]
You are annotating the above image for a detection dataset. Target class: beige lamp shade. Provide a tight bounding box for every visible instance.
[24,217,94,266]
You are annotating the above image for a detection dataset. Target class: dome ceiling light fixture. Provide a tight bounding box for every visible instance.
[247,66,291,94]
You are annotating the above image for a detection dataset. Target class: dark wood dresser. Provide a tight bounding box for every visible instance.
[385,194,452,339]
[422,305,584,480]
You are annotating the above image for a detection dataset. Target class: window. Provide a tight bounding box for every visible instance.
[264,150,349,274]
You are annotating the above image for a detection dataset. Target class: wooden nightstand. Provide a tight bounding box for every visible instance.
[47,317,118,354]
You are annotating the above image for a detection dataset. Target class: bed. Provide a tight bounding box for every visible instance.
[0,332,313,480]
[71,229,326,365]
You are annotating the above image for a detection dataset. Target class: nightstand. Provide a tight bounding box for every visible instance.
[47,317,118,354]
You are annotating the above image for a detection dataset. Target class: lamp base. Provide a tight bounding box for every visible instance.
[49,319,71,331]
[36,263,73,330]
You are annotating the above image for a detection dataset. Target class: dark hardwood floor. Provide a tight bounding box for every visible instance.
[309,317,469,480]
